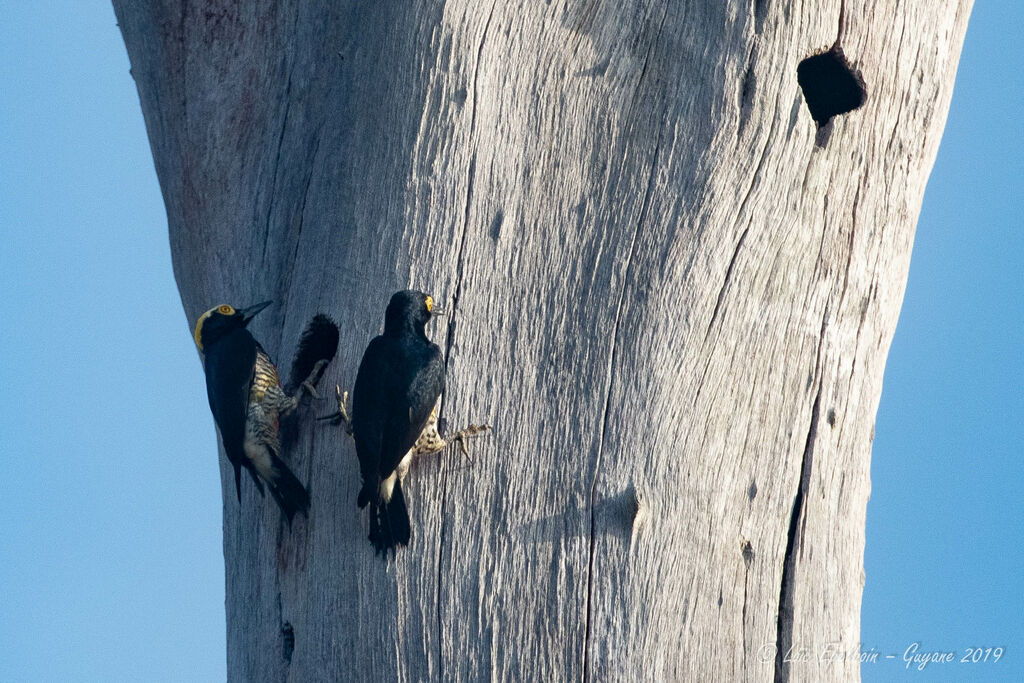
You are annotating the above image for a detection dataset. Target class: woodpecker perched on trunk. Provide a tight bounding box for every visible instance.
[193,301,327,521]
[351,290,446,554]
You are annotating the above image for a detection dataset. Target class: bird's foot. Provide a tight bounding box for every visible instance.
[282,360,330,415]
[444,423,490,462]
[301,379,320,400]
[299,359,329,399]
[317,385,353,435]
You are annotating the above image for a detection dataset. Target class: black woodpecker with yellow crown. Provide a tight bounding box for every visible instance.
[351,290,446,554]
[193,301,327,521]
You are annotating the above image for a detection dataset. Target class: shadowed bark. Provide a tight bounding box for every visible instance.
[114,1,971,680]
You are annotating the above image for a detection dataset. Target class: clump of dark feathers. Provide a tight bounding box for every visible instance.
[286,313,339,394]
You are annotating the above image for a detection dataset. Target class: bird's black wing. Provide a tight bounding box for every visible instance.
[204,329,257,497]
[379,342,445,475]
[351,336,395,481]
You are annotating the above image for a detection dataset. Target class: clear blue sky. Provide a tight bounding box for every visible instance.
[0,4,1019,682]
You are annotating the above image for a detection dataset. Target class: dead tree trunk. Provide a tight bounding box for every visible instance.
[114,1,971,680]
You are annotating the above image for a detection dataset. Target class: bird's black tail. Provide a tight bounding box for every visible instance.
[265,454,311,522]
[367,479,410,555]
[230,455,264,501]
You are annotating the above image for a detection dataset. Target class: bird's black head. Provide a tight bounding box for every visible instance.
[193,300,271,352]
[383,290,440,338]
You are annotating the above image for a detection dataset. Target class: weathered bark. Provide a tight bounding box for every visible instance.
[114,1,971,680]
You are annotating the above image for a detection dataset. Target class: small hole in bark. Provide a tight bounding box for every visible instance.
[740,65,755,106]
[748,480,758,501]
[573,199,587,226]
[797,45,866,128]
[826,408,836,427]
[737,62,756,136]
[282,622,295,664]
[489,209,504,241]
[754,0,768,28]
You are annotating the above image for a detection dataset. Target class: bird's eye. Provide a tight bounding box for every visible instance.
[218,305,235,315]
[425,296,433,313]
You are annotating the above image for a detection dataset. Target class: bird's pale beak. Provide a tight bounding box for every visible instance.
[239,300,272,324]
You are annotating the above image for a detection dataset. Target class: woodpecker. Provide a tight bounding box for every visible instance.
[350,290,446,554]
[193,301,325,521]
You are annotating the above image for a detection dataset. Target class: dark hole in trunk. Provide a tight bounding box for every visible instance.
[797,45,866,128]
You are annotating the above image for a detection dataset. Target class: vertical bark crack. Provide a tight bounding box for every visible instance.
[435,6,497,678]
[441,0,496,370]
[706,106,779,340]
[705,225,751,339]
[583,64,667,678]
[773,311,827,683]
[741,539,754,678]
[274,132,321,356]
[261,72,294,269]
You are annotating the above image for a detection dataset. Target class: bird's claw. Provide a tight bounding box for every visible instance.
[305,379,322,398]
[448,424,490,462]
[304,360,330,396]
[317,385,353,434]
[290,359,329,410]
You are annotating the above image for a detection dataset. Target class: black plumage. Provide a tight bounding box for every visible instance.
[193,301,312,521]
[352,290,445,554]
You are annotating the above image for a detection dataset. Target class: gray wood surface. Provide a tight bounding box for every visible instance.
[113,1,971,680]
